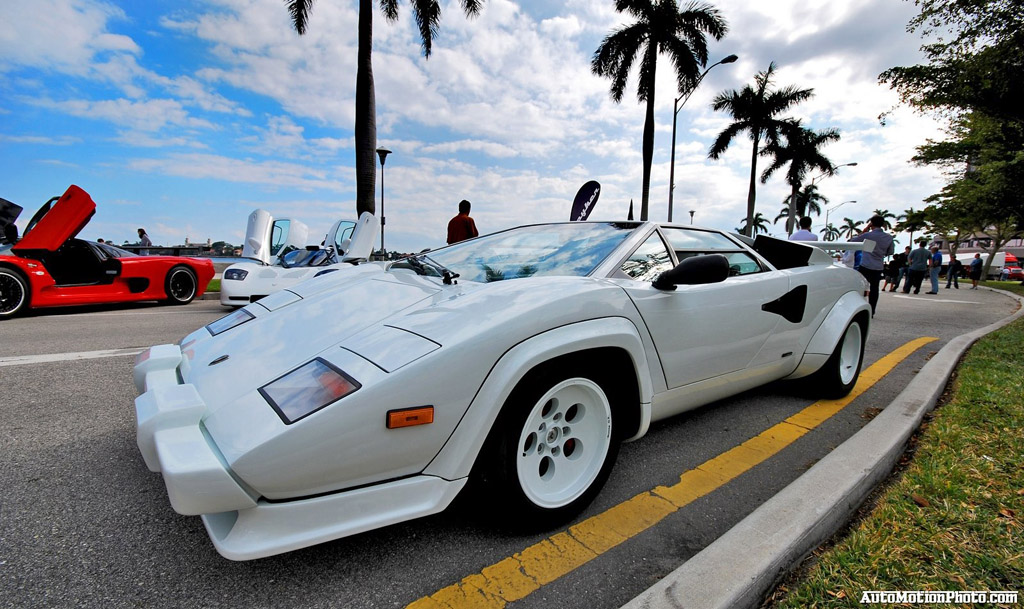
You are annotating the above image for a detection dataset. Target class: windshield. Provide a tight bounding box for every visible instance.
[413,222,639,283]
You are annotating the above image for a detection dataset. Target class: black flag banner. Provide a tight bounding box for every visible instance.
[570,181,601,221]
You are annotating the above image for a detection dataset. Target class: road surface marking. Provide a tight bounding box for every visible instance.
[891,295,980,304]
[407,336,939,609]
[0,347,145,367]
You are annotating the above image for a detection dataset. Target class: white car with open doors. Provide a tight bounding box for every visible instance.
[219,210,376,306]
[134,220,870,559]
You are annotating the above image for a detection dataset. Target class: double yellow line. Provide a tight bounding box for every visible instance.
[409,336,938,609]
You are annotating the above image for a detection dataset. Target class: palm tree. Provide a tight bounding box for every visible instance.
[736,212,769,236]
[708,62,814,236]
[772,206,791,226]
[286,0,483,217]
[592,0,728,221]
[792,183,828,217]
[895,207,929,244]
[820,223,840,241]
[871,208,897,230]
[840,216,860,239]
[760,121,839,234]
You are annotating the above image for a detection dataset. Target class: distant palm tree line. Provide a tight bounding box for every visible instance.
[281,1,919,250]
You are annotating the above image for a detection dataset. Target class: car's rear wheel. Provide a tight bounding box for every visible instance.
[165,266,197,305]
[814,318,865,398]
[0,268,30,319]
[487,371,619,526]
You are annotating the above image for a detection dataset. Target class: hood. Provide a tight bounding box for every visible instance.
[12,185,95,253]
[183,265,442,410]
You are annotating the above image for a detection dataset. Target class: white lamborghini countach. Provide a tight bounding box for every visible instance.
[133,221,870,560]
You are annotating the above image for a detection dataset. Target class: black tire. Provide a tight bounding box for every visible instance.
[165,266,198,305]
[0,267,30,319]
[812,318,866,398]
[482,366,621,527]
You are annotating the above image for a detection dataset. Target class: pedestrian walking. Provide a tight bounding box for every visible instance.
[903,241,930,295]
[849,214,895,316]
[138,228,152,255]
[789,216,818,241]
[446,200,479,245]
[969,253,983,289]
[926,245,942,294]
[946,256,962,289]
[890,246,910,291]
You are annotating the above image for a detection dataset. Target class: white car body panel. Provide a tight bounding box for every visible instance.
[133,221,871,559]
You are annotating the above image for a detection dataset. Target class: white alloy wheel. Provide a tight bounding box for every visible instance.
[515,378,613,509]
[837,321,863,386]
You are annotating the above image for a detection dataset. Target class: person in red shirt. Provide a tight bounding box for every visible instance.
[447,199,479,244]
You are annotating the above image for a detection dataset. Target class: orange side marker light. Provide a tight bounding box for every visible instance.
[387,406,434,429]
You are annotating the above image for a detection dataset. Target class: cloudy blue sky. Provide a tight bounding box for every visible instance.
[1,0,946,252]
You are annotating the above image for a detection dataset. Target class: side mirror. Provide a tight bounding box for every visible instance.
[652,254,730,290]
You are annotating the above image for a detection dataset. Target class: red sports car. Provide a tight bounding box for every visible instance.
[0,185,215,319]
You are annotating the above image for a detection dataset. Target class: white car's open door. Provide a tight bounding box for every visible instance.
[241,209,309,265]
[340,212,378,262]
[324,219,358,256]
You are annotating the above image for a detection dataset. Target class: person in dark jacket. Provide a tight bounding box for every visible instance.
[446,200,479,244]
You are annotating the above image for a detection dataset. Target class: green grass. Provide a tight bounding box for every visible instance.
[772,287,1024,607]
[206,278,220,293]
[981,279,1024,297]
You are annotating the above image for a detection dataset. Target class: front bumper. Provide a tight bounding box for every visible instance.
[134,345,258,515]
[133,344,467,560]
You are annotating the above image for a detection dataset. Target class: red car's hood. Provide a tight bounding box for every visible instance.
[12,185,95,253]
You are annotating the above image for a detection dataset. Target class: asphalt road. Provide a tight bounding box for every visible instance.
[1,287,1019,609]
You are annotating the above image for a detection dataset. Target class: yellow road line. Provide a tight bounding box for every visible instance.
[408,336,939,609]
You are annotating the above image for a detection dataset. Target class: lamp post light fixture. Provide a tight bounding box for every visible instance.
[824,199,856,237]
[811,161,858,186]
[668,54,738,223]
[376,147,391,258]
[689,210,695,225]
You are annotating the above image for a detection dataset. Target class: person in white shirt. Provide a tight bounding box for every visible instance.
[789,216,818,241]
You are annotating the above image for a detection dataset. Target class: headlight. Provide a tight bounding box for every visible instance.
[223,268,248,281]
[259,359,361,424]
[206,308,255,336]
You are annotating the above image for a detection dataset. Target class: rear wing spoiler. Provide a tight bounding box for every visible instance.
[806,240,872,252]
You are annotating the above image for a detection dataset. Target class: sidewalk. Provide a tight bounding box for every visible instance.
[623,287,1024,609]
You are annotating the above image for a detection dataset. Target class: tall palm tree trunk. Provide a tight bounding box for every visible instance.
[354,0,377,217]
[745,134,759,236]
[786,183,799,234]
[640,46,657,221]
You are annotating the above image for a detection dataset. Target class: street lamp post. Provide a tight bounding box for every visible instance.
[689,210,695,225]
[811,162,858,186]
[668,54,738,223]
[376,147,391,258]
[824,199,856,238]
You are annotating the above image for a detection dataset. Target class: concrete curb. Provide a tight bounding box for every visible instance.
[623,287,1024,609]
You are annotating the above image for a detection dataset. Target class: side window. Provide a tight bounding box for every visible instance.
[620,233,674,281]
[334,222,356,251]
[721,252,764,276]
[270,219,291,256]
[663,227,765,277]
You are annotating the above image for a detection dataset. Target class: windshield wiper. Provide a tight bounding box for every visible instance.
[391,254,459,285]
[422,255,459,285]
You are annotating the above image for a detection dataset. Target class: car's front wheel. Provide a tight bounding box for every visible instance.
[165,266,197,305]
[0,268,30,319]
[486,371,619,526]
[813,318,865,398]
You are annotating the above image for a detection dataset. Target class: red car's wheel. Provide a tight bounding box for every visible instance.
[165,266,197,305]
[0,267,30,319]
